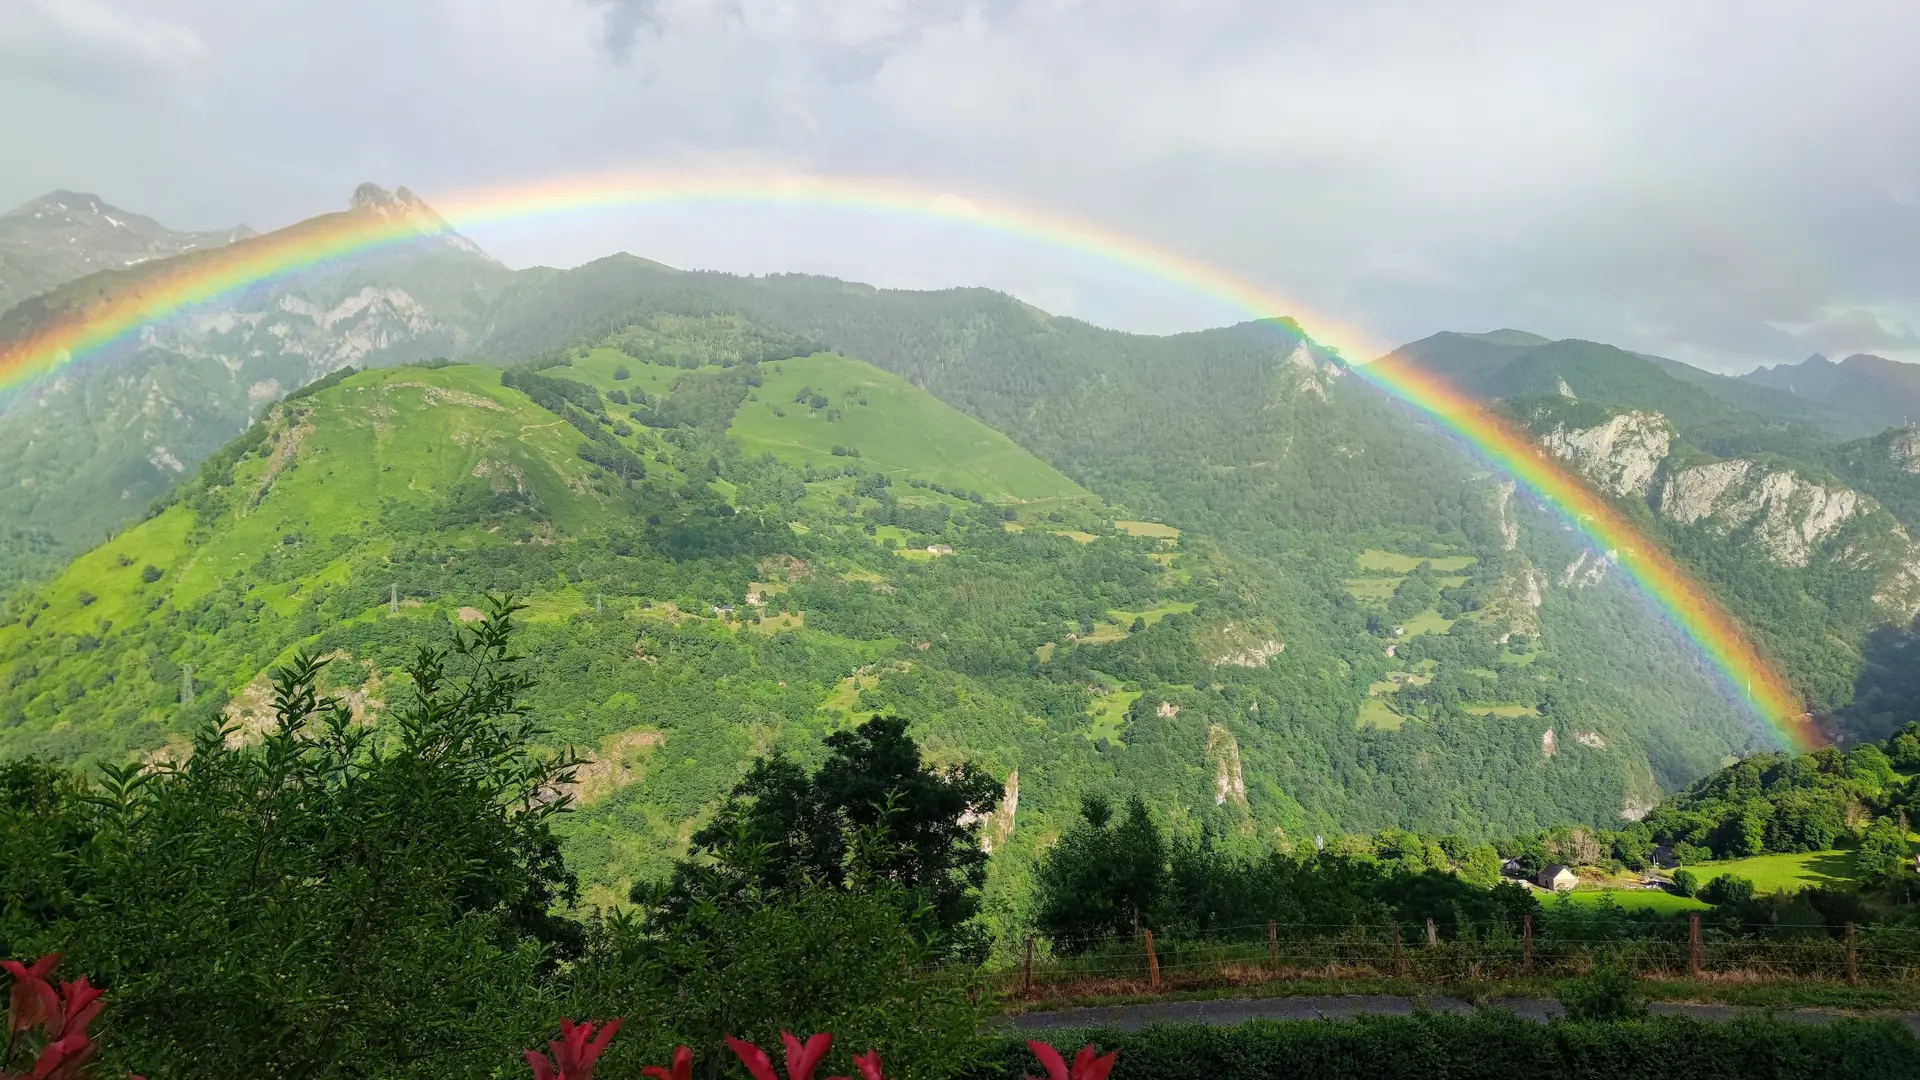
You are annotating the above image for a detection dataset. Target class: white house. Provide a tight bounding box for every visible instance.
[1537,864,1578,892]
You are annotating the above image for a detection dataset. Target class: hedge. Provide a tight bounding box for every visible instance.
[977,1014,1920,1080]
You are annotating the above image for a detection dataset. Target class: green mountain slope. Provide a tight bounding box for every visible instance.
[0,321,1764,918]
[729,352,1087,504]
[0,185,513,596]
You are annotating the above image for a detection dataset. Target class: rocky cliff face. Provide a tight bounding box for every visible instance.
[1540,410,1671,498]
[1893,430,1920,475]
[1537,407,1920,613]
[1659,460,1868,569]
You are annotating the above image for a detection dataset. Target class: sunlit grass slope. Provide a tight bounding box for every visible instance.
[0,364,636,757]
[730,352,1088,504]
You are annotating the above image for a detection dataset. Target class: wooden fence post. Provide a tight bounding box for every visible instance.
[1522,914,1533,976]
[1024,937,1034,994]
[1688,914,1702,979]
[1391,923,1404,977]
[1425,917,1438,948]
[1144,929,1161,990]
[1268,920,1279,973]
[1847,921,1858,986]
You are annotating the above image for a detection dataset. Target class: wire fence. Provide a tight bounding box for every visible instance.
[917,916,1920,998]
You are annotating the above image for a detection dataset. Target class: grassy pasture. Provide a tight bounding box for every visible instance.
[1086,690,1141,746]
[1354,549,1477,573]
[1356,697,1405,731]
[730,352,1088,504]
[1115,520,1181,539]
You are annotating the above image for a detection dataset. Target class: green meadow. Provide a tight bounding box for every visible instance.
[730,352,1088,504]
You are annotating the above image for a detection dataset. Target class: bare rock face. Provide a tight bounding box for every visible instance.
[1892,429,1920,475]
[1541,410,1672,498]
[1206,724,1249,808]
[1659,460,1867,568]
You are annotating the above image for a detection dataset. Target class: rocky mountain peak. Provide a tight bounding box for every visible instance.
[347,183,497,264]
[0,191,256,314]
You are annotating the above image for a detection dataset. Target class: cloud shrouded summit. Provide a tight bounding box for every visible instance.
[3,0,1920,371]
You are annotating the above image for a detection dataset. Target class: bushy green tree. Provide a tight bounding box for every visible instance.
[646,715,1000,952]
[1032,794,1166,952]
[2,596,579,1079]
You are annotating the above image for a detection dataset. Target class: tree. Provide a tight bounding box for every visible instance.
[1856,819,1911,890]
[1671,869,1699,897]
[2,596,580,1079]
[647,715,1000,951]
[1032,795,1166,953]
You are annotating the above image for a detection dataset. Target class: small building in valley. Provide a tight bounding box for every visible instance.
[1537,864,1578,892]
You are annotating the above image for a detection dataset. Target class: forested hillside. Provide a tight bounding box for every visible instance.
[1390,332,1920,737]
[0,312,1761,925]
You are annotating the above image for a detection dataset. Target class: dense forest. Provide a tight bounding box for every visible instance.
[0,303,1762,933]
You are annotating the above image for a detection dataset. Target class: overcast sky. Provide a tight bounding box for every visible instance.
[4,0,1919,371]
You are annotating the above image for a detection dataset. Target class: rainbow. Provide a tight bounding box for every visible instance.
[0,170,1815,749]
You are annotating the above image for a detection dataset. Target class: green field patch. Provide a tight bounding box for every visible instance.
[1464,667,1499,679]
[1356,697,1405,731]
[1343,577,1400,602]
[1051,530,1099,544]
[1108,600,1197,627]
[1115,520,1180,539]
[1499,647,1540,667]
[568,347,682,399]
[1086,690,1141,746]
[1035,642,1057,663]
[1355,549,1477,573]
[1462,703,1540,717]
[1684,850,1861,894]
[1560,889,1708,914]
[730,352,1088,503]
[1399,609,1455,636]
[821,670,881,713]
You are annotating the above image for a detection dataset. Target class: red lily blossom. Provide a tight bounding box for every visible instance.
[641,1045,693,1080]
[726,1032,833,1080]
[2,957,61,1035]
[522,1017,622,1080]
[1025,1041,1117,1080]
[3,956,129,1080]
[852,1049,884,1080]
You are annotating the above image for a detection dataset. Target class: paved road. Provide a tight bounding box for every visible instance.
[1006,995,1920,1035]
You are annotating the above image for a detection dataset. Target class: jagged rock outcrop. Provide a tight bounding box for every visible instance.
[1658,460,1866,568]
[1892,429,1920,475]
[1205,725,1249,808]
[1541,410,1672,498]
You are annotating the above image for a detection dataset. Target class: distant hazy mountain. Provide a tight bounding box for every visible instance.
[0,191,255,317]
[1742,352,1920,433]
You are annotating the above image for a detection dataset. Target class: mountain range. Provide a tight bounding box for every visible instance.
[1,184,1917,910]
[1743,352,1920,434]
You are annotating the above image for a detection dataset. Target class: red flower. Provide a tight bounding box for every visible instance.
[1025,1041,1117,1080]
[2,956,61,1035]
[642,1045,693,1080]
[522,1017,622,1080]
[852,1050,884,1080]
[726,1032,832,1080]
[25,1031,94,1080]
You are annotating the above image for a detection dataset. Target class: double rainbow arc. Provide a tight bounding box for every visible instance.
[0,170,1814,749]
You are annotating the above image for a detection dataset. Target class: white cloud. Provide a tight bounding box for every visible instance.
[0,0,211,83]
[3,0,1920,371]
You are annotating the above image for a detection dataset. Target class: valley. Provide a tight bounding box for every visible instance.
[1,183,1917,925]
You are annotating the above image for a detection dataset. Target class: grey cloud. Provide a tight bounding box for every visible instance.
[4,0,1920,374]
